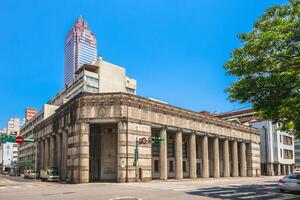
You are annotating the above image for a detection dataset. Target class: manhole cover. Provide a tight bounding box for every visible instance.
[109,197,142,200]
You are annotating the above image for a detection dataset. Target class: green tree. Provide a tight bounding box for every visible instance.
[225,0,300,137]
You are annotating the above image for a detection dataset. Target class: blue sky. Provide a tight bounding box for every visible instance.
[0,0,287,128]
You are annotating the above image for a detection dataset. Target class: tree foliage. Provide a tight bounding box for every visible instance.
[225,0,300,137]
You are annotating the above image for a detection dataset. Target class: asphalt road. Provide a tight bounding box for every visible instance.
[0,174,299,200]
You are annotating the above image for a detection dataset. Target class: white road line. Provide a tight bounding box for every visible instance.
[0,187,6,189]
[161,186,192,190]
[239,193,276,199]
[12,186,20,189]
[25,185,34,188]
[229,184,242,186]
[270,196,296,200]
[202,190,236,195]
[257,186,277,190]
[173,187,198,191]
[220,192,256,197]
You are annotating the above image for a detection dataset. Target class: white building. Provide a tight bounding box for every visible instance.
[64,16,97,85]
[214,108,295,176]
[49,56,137,106]
[295,140,300,169]
[0,117,21,170]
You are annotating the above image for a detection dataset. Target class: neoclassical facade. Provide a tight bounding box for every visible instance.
[33,92,261,183]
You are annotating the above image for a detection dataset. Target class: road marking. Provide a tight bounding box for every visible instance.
[202,190,236,195]
[270,196,296,200]
[0,187,6,189]
[25,185,34,188]
[12,186,21,189]
[257,186,277,190]
[239,193,276,199]
[174,187,198,191]
[220,192,256,197]
[229,184,242,186]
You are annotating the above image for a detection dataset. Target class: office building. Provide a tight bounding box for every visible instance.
[64,16,97,85]
[25,108,37,121]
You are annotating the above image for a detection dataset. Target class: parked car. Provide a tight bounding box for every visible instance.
[40,167,59,182]
[9,169,19,176]
[279,173,300,192]
[24,169,36,179]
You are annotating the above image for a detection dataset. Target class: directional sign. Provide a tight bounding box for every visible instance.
[16,136,24,144]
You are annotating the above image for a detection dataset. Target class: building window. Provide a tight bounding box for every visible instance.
[284,149,293,159]
[152,141,159,157]
[169,160,174,172]
[85,76,98,84]
[283,136,293,145]
[154,160,159,172]
[167,135,175,158]
[126,87,135,94]
[183,161,187,172]
[182,138,188,158]
[280,149,282,158]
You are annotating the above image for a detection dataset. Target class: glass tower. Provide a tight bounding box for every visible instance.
[64,16,97,85]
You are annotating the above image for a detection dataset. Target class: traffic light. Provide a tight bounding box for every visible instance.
[151,136,165,143]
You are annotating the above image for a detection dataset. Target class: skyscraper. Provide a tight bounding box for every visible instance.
[64,16,97,85]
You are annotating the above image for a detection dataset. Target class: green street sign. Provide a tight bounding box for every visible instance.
[151,136,165,143]
[0,135,16,143]
[24,138,35,143]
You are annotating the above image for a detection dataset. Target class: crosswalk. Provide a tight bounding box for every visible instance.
[125,183,299,199]
[0,184,44,190]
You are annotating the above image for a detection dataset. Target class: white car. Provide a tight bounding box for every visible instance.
[279,173,300,192]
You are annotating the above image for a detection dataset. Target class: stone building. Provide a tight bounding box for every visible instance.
[33,93,260,183]
[214,108,295,176]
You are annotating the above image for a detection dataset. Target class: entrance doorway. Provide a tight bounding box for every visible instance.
[89,123,117,182]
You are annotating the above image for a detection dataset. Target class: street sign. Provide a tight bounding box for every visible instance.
[151,136,165,143]
[16,136,24,144]
[138,137,148,144]
[24,138,35,143]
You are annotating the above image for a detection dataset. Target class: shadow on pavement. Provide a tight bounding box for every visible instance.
[185,183,300,200]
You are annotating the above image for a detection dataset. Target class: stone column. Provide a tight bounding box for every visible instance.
[223,139,230,177]
[286,165,290,174]
[213,137,220,178]
[49,135,55,167]
[240,142,247,177]
[159,127,167,180]
[175,130,183,179]
[277,164,281,176]
[56,134,62,172]
[232,140,238,177]
[201,135,209,178]
[189,133,197,179]
[79,123,89,183]
[282,164,286,175]
[290,165,294,173]
[44,137,49,169]
[61,131,68,181]
[40,140,44,170]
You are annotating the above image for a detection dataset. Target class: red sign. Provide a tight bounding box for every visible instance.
[16,136,24,144]
[139,137,148,144]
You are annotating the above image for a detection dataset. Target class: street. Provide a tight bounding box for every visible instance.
[0,175,299,200]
